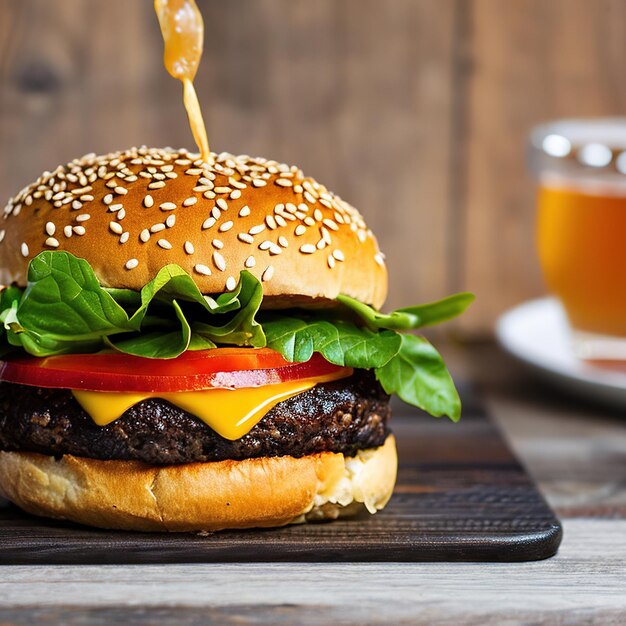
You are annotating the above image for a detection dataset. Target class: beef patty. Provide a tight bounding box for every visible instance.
[0,370,390,464]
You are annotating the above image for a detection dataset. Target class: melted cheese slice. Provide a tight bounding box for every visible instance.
[72,369,350,441]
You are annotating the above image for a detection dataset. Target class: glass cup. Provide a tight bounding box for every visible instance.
[529,118,626,361]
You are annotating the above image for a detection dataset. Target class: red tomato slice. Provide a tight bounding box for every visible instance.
[0,349,350,393]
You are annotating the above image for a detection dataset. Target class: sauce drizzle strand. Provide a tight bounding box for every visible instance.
[154,0,211,163]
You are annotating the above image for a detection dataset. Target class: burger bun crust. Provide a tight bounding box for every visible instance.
[1,148,388,309]
[0,435,397,532]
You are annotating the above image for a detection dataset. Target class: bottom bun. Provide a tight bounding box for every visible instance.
[0,435,397,532]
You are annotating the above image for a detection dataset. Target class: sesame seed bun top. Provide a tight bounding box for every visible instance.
[0,147,388,308]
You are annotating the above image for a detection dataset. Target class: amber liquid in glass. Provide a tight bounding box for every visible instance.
[537,184,626,338]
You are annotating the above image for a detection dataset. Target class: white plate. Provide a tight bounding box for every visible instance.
[496,297,626,408]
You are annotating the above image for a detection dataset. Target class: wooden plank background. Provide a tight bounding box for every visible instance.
[1,0,626,334]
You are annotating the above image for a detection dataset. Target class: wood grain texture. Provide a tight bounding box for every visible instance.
[0,0,457,311]
[0,521,623,624]
[3,1,626,331]
[0,400,561,564]
[460,0,626,331]
[0,344,624,623]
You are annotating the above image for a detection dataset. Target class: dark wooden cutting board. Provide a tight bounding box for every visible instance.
[0,390,562,564]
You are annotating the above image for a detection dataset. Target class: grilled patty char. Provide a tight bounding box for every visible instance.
[0,371,390,464]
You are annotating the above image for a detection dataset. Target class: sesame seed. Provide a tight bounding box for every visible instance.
[259,241,272,251]
[314,209,323,221]
[161,164,174,172]
[194,264,211,276]
[140,229,150,242]
[357,230,367,243]
[319,198,332,209]
[166,214,176,228]
[150,223,166,233]
[269,244,282,255]
[295,225,306,236]
[226,276,237,291]
[262,265,275,281]
[333,249,345,262]
[213,251,226,271]
[216,198,228,210]
[275,215,288,227]
[375,252,385,266]
[214,186,231,194]
[184,241,195,255]
[158,238,172,250]
[245,255,256,268]
[149,181,166,189]
[45,222,56,236]
[72,200,83,210]
[80,194,95,202]
[278,236,289,248]
[323,218,339,231]
[144,195,154,208]
[304,216,316,227]
[265,215,277,230]
[106,180,118,189]
[76,214,90,222]
[185,168,203,176]
[73,186,92,195]
[276,178,292,187]
[304,191,316,204]
[238,233,254,244]
[300,244,316,254]
[328,255,336,269]
[125,258,139,270]
[229,177,247,190]
[193,185,212,193]
[73,226,86,236]
[160,202,176,211]
[109,221,123,234]
[202,217,216,229]
[64,225,73,238]
[109,204,123,212]
[183,197,198,207]
[45,237,59,248]
[212,238,224,249]
[230,189,242,200]
[219,220,234,232]
[119,232,130,244]
[20,243,29,257]
[294,184,304,194]
[316,239,326,250]
[239,205,251,217]
[249,224,265,235]
[211,207,221,219]
[203,191,216,199]
[252,179,267,187]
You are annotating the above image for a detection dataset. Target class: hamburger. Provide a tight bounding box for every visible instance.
[0,147,471,531]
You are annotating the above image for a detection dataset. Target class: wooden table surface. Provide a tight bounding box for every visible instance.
[0,343,624,625]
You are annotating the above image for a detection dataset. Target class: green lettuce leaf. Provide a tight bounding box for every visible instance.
[375,334,461,421]
[262,316,401,368]
[2,252,266,359]
[0,250,471,420]
[336,292,475,331]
